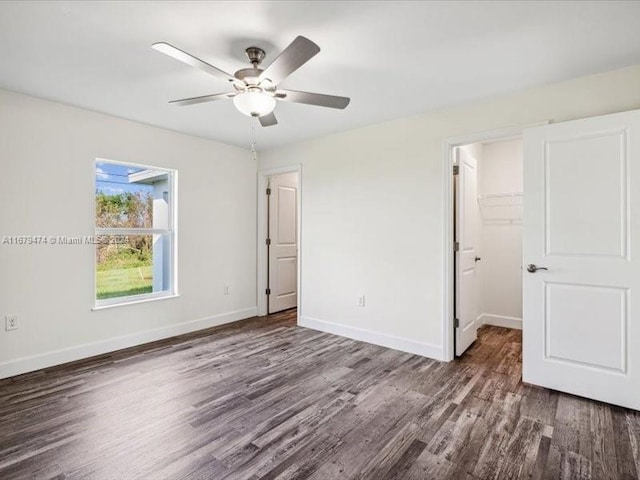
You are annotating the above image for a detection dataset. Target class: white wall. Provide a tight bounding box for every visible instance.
[0,89,257,378]
[259,64,640,360]
[477,139,523,329]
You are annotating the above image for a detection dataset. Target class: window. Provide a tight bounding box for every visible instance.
[94,160,177,307]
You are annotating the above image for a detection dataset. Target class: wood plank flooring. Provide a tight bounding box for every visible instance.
[1,309,639,479]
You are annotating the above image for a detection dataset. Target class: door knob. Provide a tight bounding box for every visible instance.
[474,256,481,262]
[527,264,548,273]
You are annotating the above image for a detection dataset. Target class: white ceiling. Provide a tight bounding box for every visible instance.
[1,1,640,150]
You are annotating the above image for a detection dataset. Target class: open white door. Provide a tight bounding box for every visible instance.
[523,109,640,410]
[455,147,480,356]
[268,172,298,313]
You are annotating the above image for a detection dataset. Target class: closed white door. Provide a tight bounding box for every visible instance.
[455,147,480,356]
[268,172,298,313]
[523,109,640,411]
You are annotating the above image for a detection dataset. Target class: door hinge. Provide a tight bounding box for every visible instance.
[266,288,271,295]
[454,318,460,328]
[266,238,271,246]
[454,241,460,252]
[453,165,459,175]
[266,187,272,195]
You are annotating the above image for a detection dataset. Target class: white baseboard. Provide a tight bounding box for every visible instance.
[299,316,444,361]
[0,307,257,380]
[479,313,522,330]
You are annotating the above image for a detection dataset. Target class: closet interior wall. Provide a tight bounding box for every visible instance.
[471,139,524,330]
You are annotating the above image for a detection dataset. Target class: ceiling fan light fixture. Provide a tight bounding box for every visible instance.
[233,89,276,117]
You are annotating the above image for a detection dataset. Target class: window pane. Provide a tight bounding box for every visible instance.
[95,234,171,300]
[95,162,170,229]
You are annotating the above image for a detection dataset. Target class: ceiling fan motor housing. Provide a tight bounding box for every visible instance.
[234,68,264,86]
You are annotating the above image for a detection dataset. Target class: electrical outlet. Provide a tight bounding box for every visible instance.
[5,315,18,331]
[357,295,366,307]
[224,284,230,295]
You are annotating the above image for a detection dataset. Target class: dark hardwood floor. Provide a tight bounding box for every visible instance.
[1,309,639,480]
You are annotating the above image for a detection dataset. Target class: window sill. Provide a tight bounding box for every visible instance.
[92,293,180,311]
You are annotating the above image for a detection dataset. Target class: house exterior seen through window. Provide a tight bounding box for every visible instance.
[94,160,176,307]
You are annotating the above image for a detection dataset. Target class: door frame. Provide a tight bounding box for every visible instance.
[257,165,302,318]
[442,122,547,361]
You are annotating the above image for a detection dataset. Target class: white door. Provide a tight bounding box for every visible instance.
[268,172,298,313]
[523,109,640,410]
[455,147,480,356]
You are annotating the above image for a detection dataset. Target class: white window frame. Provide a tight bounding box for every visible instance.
[93,158,178,309]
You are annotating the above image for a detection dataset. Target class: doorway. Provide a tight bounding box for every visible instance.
[453,137,524,357]
[267,172,298,313]
[445,113,640,411]
[257,166,301,317]
[441,122,536,361]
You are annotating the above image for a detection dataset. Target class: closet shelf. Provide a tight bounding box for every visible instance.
[477,192,523,200]
[477,192,523,207]
[477,192,523,223]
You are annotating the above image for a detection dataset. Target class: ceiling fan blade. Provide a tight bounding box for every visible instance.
[259,36,320,85]
[276,89,350,109]
[259,112,278,127]
[152,42,240,86]
[169,92,235,107]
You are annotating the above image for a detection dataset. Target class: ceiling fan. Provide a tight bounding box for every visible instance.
[152,36,350,127]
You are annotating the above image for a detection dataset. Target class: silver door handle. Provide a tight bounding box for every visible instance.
[527,264,548,273]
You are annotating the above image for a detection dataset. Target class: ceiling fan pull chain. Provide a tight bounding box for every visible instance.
[250,116,258,161]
